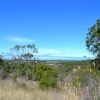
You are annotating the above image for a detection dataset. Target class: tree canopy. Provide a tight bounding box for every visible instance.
[86,19,100,59]
[10,44,38,64]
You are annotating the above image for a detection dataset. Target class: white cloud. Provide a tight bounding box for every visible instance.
[10,36,34,43]
[38,48,62,54]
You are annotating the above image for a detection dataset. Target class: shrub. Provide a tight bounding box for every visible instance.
[13,75,18,82]
[27,69,34,80]
[39,76,57,89]
[72,77,87,87]
[72,67,100,87]
[33,64,58,89]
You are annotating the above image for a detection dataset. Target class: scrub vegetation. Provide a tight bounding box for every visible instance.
[0,19,100,100]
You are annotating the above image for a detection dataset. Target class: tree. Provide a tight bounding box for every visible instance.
[10,44,38,63]
[86,19,100,69]
[86,19,100,59]
[10,44,38,75]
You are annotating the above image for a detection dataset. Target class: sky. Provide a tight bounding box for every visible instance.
[0,0,100,60]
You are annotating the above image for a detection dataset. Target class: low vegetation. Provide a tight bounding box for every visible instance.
[0,57,100,100]
[0,19,100,99]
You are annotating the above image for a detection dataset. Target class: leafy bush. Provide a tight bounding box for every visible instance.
[33,64,58,89]
[33,64,58,78]
[39,77,57,89]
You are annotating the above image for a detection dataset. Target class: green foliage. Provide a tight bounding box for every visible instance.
[9,44,38,76]
[2,62,9,72]
[39,77,57,89]
[72,77,86,87]
[56,62,75,73]
[35,69,43,80]
[86,19,100,70]
[86,19,100,58]
[0,58,3,65]
[0,55,4,68]
[33,64,58,78]
[33,64,58,89]
[93,58,100,70]
[76,68,97,77]
[27,69,34,80]
[72,67,100,87]
[10,44,38,62]
[13,75,18,82]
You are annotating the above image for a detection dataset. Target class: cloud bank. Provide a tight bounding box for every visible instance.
[3,36,34,43]
[10,36,34,43]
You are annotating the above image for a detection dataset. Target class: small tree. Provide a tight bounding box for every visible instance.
[10,44,38,62]
[10,44,38,75]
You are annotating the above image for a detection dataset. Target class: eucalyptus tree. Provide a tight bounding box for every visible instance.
[10,44,38,75]
[86,19,100,69]
[10,44,38,61]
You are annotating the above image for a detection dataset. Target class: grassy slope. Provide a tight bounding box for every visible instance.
[1,69,100,100]
[0,79,81,100]
[1,60,100,100]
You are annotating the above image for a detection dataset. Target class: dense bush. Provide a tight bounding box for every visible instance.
[39,76,57,89]
[33,64,58,89]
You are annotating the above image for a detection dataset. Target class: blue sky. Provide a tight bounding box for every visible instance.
[0,0,100,60]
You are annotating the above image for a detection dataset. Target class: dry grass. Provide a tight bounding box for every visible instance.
[0,73,100,100]
[0,79,83,100]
